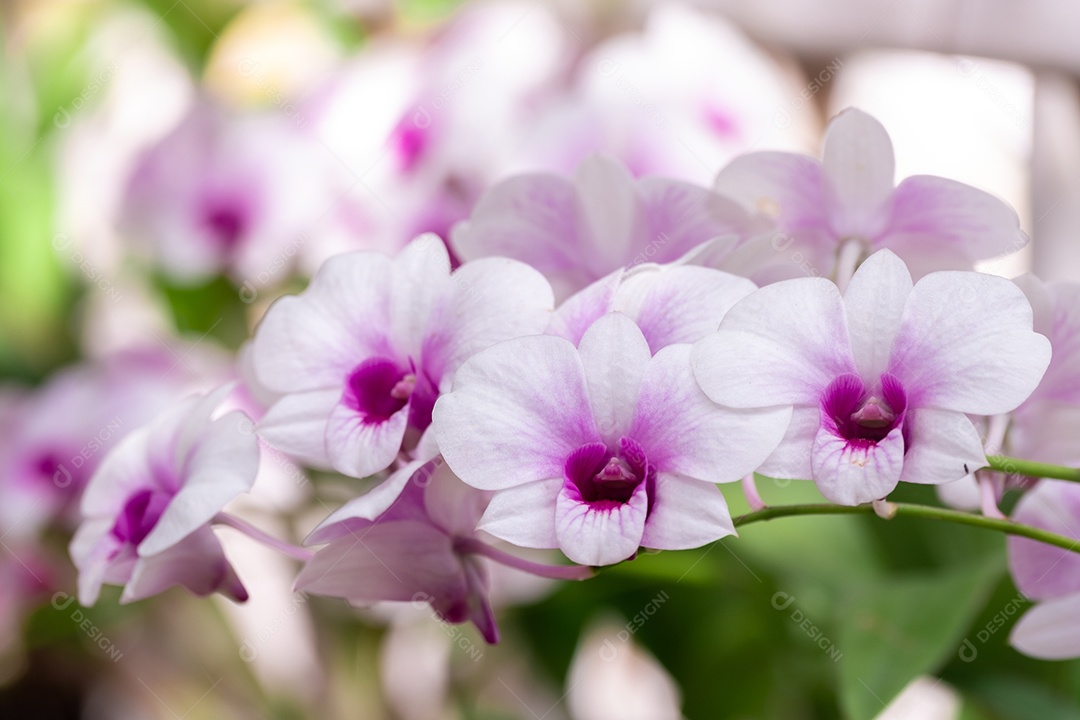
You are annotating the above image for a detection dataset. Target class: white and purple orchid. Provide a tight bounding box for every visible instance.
[692,249,1051,505]
[714,108,1027,284]
[70,387,258,605]
[433,312,791,566]
[252,234,553,478]
[451,154,767,301]
[1008,480,1080,659]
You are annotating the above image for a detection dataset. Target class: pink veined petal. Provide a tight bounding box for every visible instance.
[325,399,410,479]
[449,172,585,293]
[888,271,1052,415]
[713,151,826,234]
[632,344,790,483]
[79,426,156,517]
[692,278,857,407]
[547,270,625,346]
[897,408,987,486]
[811,424,905,506]
[843,249,913,380]
[639,473,735,550]
[573,155,647,275]
[616,266,757,352]
[756,405,820,481]
[256,389,340,469]
[389,235,452,360]
[1010,594,1080,660]
[139,411,259,556]
[477,479,563,549]
[635,176,764,265]
[821,108,895,240]
[1010,401,1080,467]
[252,251,395,393]
[555,477,648,566]
[305,460,425,545]
[295,521,463,604]
[1008,480,1080,601]
[434,335,597,490]
[423,256,554,388]
[882,175,1027,274]
[123,525,247,604]
[422,463,491,538]
[577,313,652,445]
[1017,278,1080,406]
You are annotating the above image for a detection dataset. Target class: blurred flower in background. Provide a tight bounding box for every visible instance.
[0,0,1077,718]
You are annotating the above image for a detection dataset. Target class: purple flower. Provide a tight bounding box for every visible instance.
[433,312,790,566]
[252,235,553,478]
[70,387,258,605]
[451,155,767,300]
[297,459,500,643]
[692,250,1051,505]
[714,108,1027,283]
[1008,481,1080,659]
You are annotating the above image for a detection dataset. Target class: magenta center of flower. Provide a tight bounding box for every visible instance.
[822,373,907,445]
[200,198,250,250]
[564,437,655,509]
[111,489,170,546]
[345,358,412,424]
[343,356,439,431]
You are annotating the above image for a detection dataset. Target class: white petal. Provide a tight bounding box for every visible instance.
[811,426,904,505]
[898,409,986,485]
[257,390,339,469]
[756,406,820,481]
[692,278,856,407]
[139,411,259,556]
[889,271,1052,415]
[574,155,646,273]
[821,108,895,239]
[640,473,735,550]
[252,251,394,393]
[390,234,452,360]
[477,479,562,548]
[578,313,652,444]
[843,249,913,379]
[555,482,647,566]
[1010,594,1080,660]
[434,335,597,490]
[633,344,790,483]
[325,401,409,479]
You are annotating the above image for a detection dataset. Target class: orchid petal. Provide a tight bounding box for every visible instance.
[640,473,735,550]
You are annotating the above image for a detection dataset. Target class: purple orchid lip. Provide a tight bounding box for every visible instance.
[563,437,655,509]
[821,372,908,446]
[343,356,440,432]
[111,489,171,546]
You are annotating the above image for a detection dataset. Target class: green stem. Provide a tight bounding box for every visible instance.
[986,455,1080,482]
[734,502,1080,555]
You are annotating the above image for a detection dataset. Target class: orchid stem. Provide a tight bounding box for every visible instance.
[213,512,314,562]
[985,455,1080,483]
[455,537,594,580]
[733,502,1080,555]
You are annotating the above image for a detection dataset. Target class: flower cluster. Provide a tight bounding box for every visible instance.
[68,106,1079,665]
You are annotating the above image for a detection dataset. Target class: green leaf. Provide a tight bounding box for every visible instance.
[964,675,1080,720]
[838,558,1003,720]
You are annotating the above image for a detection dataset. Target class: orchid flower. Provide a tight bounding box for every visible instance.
[252,234,553,479]
[692,249,1051,506]
[939,276,1080,513]
[548,262,756,351]
[297,458,589,644]
[120,97,328,283]
[714,108,1027,285]
[451,154,768,301]
[70,387,258,605]
[1008,480,1080,659]
[433,312,790,566]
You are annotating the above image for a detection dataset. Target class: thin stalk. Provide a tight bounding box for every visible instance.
[455,537,594,580]
[733,502,1080,555]
[986,455,1080,483]
[214,512,314,562]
